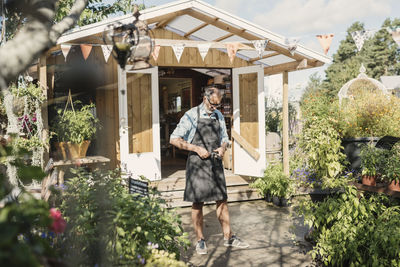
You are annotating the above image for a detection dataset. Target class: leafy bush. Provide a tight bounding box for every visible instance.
[360,144,388,176]
[382,144,400,184]
[0,143,56,267]
[251,163,295,198]
[298,117,347,187]
[145,249,187,267]
[337,91,400,138]
[298,186,400,266]
[58,168,190,266]
[265,99,297,134]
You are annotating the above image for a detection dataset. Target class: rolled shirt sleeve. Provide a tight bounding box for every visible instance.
[216,111,229,145]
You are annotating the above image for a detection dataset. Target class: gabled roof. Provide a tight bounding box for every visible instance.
[57,0,331,75]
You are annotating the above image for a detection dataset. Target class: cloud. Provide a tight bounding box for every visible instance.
[253,0,393,35]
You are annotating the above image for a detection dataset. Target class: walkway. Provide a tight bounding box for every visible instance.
[177,200,314,267]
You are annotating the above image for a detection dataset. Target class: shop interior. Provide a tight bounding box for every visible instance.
[159,67,232,177]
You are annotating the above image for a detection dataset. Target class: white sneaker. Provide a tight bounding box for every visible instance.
[224,235,249,248]
[196,239,208,254]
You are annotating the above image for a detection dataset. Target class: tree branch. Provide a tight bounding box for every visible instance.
[0,0,88,88]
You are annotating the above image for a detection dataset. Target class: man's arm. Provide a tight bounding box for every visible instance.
[170,138,210,159]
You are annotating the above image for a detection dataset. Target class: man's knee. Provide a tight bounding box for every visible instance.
[192,202,204,210]
[216,199,227,206]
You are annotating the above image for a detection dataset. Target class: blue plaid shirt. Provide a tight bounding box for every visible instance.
[170,103,229,145]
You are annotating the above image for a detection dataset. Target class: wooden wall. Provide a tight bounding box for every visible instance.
[47,27,254,169]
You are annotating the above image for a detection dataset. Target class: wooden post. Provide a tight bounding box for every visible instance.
[38,55,49,167]
[282,71,289,176]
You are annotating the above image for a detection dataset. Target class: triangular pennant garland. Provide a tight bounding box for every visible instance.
[316,34,334,55]
[101,45,113,62]
[387,27,400,48]
[197,43,212,61]
[61,44,72,61]
[284,37,300,55]
[152,44,161,61]
[350,30,377,51]
[172,44,185,62]
[226,42,239,63]
[251,40,268,58]
[80,44,92,60]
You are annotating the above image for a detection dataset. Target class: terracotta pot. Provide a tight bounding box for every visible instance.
[388,180,400,192]
[66,141,91,160]
[361,175,377,186]
[54,142,68,160]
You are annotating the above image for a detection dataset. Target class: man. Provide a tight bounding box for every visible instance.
[170,86,249,255]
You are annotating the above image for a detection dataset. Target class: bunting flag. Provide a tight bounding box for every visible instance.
[350,30,377,51]
[251,40,268,58]
[172,44,185,62]
[151,44,161,61]
[80,44,92,60]
[197,43,212,61]
[284,37,300,55]
[226,42,239,63]
[387,27,400,48]
[101,45,113,62]
[316,34,334,55]
[61,44,72,61]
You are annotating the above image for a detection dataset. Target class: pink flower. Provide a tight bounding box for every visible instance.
[49,208,67,234]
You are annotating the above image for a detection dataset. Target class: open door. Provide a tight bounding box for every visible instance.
[118,66,161,181]
[232,65,266,177]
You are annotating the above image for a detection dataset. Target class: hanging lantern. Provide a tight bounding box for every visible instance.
[103,6,153,70]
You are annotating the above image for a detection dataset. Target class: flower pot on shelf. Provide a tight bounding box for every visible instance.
[361,175,377,186]
[66,141,91,160]
[388,180,400,192]
[54,142,68,160]
[280,197,291,207]
[272,196,280,206]
[265,192,273,202]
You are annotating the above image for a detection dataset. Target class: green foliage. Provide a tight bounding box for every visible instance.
[59,168,190,266]
[322,19,400,99]
[145,249,187,267]
[0,144,54,267]
[382,144,400,183]
[265,99,297,134]
[298,185,400,266]
[338,91,400,138]
[360,144,387,176]
[250,163,295,198]
[10,82,45,103]
[51,102,100,143]
[299,117,346,185]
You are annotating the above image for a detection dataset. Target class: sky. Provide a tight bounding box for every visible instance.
[112,0,400,99]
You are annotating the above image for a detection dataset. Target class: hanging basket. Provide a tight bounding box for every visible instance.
[54,142,69,160]
[67,141,91,160]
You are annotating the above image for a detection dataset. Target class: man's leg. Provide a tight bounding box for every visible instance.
[216,200,231,239]
[192,202,205,241]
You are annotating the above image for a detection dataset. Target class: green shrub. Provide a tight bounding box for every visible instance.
[59,168,190,266]
[360,144,388,177]
[298,117,347,188]
[298,185,400,266]
[251,164,295,198]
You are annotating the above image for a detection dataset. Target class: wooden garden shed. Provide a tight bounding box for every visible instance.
[40,0,331,181]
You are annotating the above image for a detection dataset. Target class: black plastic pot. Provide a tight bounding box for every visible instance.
[265,192,273,202]
[341,137,379,172]
[272,196,280,206]
[280,197,291,207]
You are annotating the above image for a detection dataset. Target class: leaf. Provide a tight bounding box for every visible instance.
[116,227,125,237]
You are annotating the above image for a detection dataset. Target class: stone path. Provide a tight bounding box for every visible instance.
[176,200,315,267]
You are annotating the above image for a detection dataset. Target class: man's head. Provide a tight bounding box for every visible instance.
[203,86,222,114]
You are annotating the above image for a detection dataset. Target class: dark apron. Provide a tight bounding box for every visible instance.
[184,106,227,203]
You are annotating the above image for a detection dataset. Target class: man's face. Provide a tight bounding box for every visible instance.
[204,93,222,114]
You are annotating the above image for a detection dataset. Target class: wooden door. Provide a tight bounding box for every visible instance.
[232,65,266,177]
[118,66,161,181]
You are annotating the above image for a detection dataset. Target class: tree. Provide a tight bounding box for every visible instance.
[322,18,400,99]
[0,0,139,89]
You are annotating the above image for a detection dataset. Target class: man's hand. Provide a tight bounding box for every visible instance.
[196,146,210,159]
[213,147,225,158]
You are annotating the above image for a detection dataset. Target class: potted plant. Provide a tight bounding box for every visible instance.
[383,144,400,192]
[51,101,99,160]
[359,144,386,186]
[251,164,295,207]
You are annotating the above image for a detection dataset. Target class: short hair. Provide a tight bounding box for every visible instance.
[204,86,223,98]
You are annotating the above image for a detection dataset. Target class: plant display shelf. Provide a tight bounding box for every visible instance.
[351,182,400,198]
